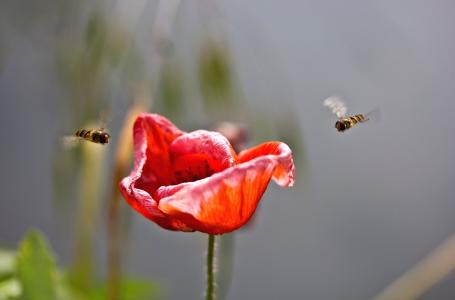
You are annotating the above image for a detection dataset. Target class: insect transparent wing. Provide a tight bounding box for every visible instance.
[96,108,112,130]
[62,136,82,149]
[364,107,381,122]
[323,96,347,118]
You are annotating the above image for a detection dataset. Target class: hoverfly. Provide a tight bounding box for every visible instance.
[62,127,110,148]
[74,128,110,144]
[63,97,135,148]
[63,108,112,148]
[323,96,369,132]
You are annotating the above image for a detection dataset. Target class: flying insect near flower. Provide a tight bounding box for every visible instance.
[63,108,112,148]
[74,128,111,144]
[61,105,120,147]
[323,96,369,132]
[62,127,111,148]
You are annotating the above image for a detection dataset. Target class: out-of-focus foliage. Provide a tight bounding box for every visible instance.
[53,9,144,204]
[0,251,15,282]
[0,230,159,300]
[88,279,160,300]
[0,250,18,300]
[16,230,59,300]
[0,278,20,300]
[53,8,155,300]
[198,40,235,110]
[57,11,132,123]
[68,141,106,293]
[157,60,184,120]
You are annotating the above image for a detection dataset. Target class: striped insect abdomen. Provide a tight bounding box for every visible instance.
[74,128,110,144]
[349,114,366,124]
[75,129,86,137]
[75,129,93,140]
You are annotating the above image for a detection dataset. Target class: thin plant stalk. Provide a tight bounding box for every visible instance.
[107,103,146,300]
[70,135,105,291]
[206,234,216,300]
[374,233,455,300]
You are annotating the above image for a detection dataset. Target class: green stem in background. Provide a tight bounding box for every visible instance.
[206,234,216,300]
[70,137,105,292]
[107,103,146,300]
[374,234,455,300]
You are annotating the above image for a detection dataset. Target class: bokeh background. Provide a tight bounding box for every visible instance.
[1,0,455,299]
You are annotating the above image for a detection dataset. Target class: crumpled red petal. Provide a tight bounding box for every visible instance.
[156,142,295,234]
[238,141,295,187]
[170,130,237,182]
[119,113,193,231]
[120,113,296,234]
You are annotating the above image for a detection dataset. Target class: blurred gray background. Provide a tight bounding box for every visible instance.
[1,0,455,299]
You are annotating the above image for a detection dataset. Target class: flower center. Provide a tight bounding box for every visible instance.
[172,153,218,183]
[169,130,237,184]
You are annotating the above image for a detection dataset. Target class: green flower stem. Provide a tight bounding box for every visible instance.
[206,234,216,300]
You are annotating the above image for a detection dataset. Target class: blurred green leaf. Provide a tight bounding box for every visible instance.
[0,250,15,282]
[15,230,58,300]
[198,41,234,107]
[157,61,184,120]
[0,278,20,300]
[87,278,160,300]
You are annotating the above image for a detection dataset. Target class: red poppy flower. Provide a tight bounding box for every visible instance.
[119,113,295,234]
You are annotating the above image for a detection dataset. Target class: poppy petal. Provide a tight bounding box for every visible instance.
[238,141,295,187]
[133,113,184,193]
[120,176,193,231]
[119,114,193,231]
[156,142,294,234]
[119,112,296,234]
[170,130,237,183]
